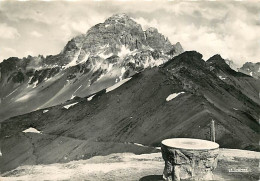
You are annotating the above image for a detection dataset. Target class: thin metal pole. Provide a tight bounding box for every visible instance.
[211,120,215,142]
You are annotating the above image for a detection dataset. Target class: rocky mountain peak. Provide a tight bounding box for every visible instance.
[103,13,140,30]
[105,13,131,22]
[238,62,260,79]
[207,54,226,65]
[206,54,233,72]
[146,27,159,33]
[207,54,229,69]
[144,27,172,53]
[166,42,184,56]
[164,51,204,69]
[175,42,182,49]
[206,54,246,78]
[58,14,182,67]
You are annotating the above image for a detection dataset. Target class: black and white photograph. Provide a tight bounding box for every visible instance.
[0,0,259,180]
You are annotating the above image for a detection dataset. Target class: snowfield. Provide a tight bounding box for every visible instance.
[64,47,82,68]
[118,45,131,58]
[32,80,38,88]
[87,95,95,101]
[22,127,41,134]
[43,110,49,113]
[63,102,78,109]
[166,92,185,101]
[218,76,226,80]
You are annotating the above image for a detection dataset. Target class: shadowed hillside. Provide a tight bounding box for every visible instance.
[0,51,259,173]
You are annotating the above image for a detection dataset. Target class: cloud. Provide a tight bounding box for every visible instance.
[0,1,259,65]
[31,31,42,37]
[3,47,16,54]
[132,2,260,65]
[0,56,4,63]
[60,21,91,40]
[0,47,17,63]
[24,51,34,57]
[0,23,20,39]
[134,17,159,31]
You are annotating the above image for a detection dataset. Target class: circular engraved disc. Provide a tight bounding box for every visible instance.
[162,138,219,150]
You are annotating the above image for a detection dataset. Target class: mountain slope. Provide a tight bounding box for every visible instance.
[207,55,260,105]
[238,62,260,79]
[0,13,183,122]
[0,51,259,173]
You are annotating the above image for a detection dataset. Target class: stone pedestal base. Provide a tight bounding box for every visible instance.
[161,138,219,181]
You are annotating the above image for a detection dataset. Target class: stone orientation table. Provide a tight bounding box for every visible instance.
[161,138,219,181]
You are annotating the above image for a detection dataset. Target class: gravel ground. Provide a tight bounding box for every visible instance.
[0,148,259,181]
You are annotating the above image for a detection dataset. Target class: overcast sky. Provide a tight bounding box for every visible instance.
[0,0,259,66]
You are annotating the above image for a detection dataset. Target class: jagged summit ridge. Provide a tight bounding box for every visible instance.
[104,13,136,25]
[58,13,182,67]
[207,54,226,65]
[206,54,234,73]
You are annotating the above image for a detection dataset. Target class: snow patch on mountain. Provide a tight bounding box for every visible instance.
[219,76,226,80]
[63,102,78,109]
[166,92,185,101]
[107,63,114,72]
[96,74,106,82]
[43,110,49,113]
[99,52,113,59]
[32,80,38,88]
[87,94,95,101]
[23,127,41,134]
[143,57,150,68]
[106,77,131,93]
[152,58,165,67]
[64,47,82,68]
[119,67,126,81]
[118,45,131,58]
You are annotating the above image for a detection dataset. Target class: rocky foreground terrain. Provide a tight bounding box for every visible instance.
[0,149,259,181]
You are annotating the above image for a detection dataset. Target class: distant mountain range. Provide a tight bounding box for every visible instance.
[0,13,183,122]
[0,14,259,174]
[238,62,260,79]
